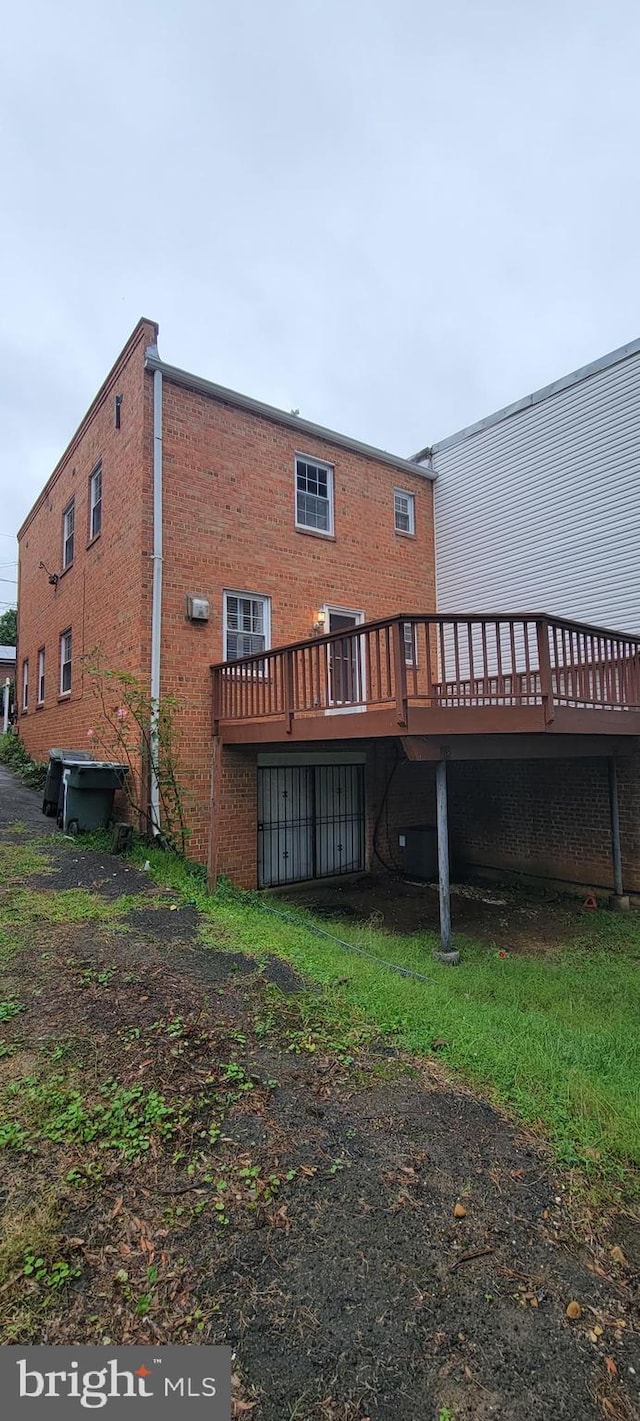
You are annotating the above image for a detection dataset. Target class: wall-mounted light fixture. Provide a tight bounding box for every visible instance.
[39,560,59,587]
[312,608,326,635]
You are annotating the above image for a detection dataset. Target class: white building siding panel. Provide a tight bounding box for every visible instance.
[433,349,640,634]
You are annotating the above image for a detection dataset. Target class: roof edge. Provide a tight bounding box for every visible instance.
[145,353,434,481]
[422,334,640,458]
[18,317,159,541]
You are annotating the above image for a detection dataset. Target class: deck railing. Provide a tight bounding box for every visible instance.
[211,613,640,732]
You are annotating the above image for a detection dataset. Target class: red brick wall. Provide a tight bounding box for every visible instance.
[448,755,640,893]
[158,378,436,862]
[17,321,157,773]
[370,747,640,894]
[212,745,258,889]
[215,741,386,890]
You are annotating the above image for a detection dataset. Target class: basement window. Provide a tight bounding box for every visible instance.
[62,499,75,569]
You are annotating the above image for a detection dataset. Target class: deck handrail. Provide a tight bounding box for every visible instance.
[211,612,640,731]
[211,611,640,669]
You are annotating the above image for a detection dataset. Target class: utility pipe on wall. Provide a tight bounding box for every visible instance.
[150,367,163,835]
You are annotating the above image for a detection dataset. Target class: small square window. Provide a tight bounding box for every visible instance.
[295,456,334,535]
[37,648,45,704]
[60,629,72,694]
[223,591,271,661]
[22,659,28,711]
[62,499,75,569]
[89,462,102,540]
[394,489,415,536]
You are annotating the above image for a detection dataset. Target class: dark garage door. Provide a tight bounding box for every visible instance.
[258,764,365,888]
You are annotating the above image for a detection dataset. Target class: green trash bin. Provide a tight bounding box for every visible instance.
[58,759,128,835]
[42,748,95,817]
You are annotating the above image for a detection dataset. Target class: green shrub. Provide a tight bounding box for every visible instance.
[0,734,47,791]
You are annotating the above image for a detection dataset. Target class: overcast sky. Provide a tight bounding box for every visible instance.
[1,0,639,608]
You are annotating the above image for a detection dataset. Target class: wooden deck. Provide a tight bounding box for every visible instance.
[211,613,640,745]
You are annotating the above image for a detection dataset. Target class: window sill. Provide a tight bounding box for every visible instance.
[295,525,336,542]
[57,692,72,703]
[59,563,74,578]
[36,702,45,711]
[87,532,101,550]
[394,529,416,539]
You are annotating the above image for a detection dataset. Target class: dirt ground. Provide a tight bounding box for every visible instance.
[292,871,608,952]
[0,765,638,1420]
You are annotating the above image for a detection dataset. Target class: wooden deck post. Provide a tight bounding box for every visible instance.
[392,619,408,727]
[284,649,295,734]
[608,756,629,909]
[536,617,555,724]
[435,756,458,960]
[211,666,221,737]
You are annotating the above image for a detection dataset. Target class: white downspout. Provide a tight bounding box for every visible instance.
[150,367,163,835]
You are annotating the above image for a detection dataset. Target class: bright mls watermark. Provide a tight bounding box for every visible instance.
[4,1346,231,1416]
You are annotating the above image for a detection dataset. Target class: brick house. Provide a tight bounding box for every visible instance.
[17,321,436,882]
[16,321,640,919]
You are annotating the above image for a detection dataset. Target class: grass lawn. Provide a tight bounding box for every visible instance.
[1,820,639,1415]
[129,843,640,1186]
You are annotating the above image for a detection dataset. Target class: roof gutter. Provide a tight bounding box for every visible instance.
[144,352,434,482]
[420,333,640,459]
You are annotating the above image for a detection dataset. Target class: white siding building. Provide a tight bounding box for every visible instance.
[423,338,640,634]
[410,338,640,898]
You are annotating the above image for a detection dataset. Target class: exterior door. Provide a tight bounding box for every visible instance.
[326,608,364,706]
[258,764,365,887]
[257,765,314,888]
[314,764,365,877]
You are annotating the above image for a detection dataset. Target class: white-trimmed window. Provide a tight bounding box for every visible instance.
[62,499,75,568]
[223,592,271,661]
[37,648,45,704]
[60,629,72,694]
[403,622,417,666]
[89,462,102,540]
[394,489,415,536]
[295,455,334,534]
[22,659,28,711]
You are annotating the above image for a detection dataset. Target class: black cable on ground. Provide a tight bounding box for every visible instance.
[223,885,435,985]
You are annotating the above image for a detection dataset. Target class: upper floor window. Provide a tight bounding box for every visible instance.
[60,629,72,694]
[394,489,415,536]
[37,648,45,704]
[22,659,28,711]
[62,499,75,569]
[295,456,334,535]
[223,591,270,661]
[403,622,417,666]
[89,462,102,540]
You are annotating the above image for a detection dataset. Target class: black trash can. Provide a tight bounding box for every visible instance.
[42,748,94,817]
[58,759,128,835]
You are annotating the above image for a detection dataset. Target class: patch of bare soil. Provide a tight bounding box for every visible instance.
[0,772,638,1420]
[293,872,600,953]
